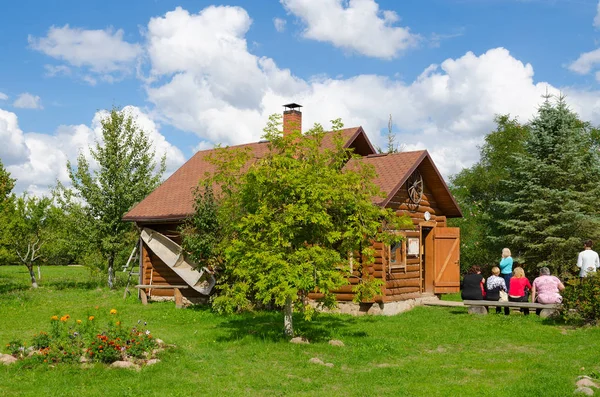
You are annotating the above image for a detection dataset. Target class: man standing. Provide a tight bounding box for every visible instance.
[577,240,600,279]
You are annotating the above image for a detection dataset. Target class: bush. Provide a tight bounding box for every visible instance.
[561,273,600,325]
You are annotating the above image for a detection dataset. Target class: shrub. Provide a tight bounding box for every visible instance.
[561,273,600,325]
[31,332,51,349]
[5,340,24,357]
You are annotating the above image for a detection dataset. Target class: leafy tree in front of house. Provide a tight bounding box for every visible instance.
[180,182,222,271]
[207,115,411,337]
[494,95,600,276]
[67,107,166,288]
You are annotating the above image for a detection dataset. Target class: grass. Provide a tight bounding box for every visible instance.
[0,266,598,396]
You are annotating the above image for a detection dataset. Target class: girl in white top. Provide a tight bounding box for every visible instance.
[577,240,600,277]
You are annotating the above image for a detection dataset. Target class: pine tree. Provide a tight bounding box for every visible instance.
[495,95,600,275]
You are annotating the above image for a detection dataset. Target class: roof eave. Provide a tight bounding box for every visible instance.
[122,215,189,223]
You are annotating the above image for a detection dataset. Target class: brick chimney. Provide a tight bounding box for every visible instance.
[283,103,302,136]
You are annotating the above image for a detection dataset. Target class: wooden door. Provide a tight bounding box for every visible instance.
[433,227,460,294]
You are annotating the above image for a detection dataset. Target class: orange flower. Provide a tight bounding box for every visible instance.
[60,316,68,322]
[110,309,117,315]
[76,320,82,324]
[51,315,58,321]
[116,321,121,326]
[88,316,94,321]
[64,314,70,320]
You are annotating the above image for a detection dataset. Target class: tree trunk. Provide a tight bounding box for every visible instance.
[37,264,42,280]
[27,264,38,288]
[284,297,294,338]
[107,254,115,289]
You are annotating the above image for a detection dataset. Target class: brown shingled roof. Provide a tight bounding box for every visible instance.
[346,150,462,217]
[123,127,367,222]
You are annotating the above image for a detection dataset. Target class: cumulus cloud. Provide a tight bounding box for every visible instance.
[0,92,7,101]
[281,0,419,59]
[28,25,142,84]
[13,93,43,109]
[1,106,184,196]
[143,5,589,177]
[273,17,286,32]
[0,109,30,166]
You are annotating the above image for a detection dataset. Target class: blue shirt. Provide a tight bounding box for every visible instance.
[499,257,513,275]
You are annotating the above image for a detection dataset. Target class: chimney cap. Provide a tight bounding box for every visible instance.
[283,103,302,111]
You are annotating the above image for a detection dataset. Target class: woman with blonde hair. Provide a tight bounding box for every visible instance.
[485,266,508,314]
[499,248,513,292]
[508,267,532,315]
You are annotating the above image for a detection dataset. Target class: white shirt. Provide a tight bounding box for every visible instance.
[577,249,600,277]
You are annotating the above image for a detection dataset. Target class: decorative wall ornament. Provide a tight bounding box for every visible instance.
[406,170,423,211]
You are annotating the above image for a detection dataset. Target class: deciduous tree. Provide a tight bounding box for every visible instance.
[67,107,166,288]
[208,115,410,337]
[5,195,52,287]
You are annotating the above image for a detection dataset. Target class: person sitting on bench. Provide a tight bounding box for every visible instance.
[485,266,508,314]
[531,267,564,315]
[508,267,532,315]
[461,266,485,301]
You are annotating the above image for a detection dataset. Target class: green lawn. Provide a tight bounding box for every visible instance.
[0,266,597,396]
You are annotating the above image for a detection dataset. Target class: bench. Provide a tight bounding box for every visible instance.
[463,300,561,318]
[135,285,189,309]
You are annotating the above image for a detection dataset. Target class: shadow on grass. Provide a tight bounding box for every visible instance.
[46,280,102,290]
[0,283,29,294]
[215,310,362,343]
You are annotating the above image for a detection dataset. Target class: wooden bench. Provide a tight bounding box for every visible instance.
[463,300,561,318]
[135,285,189,309]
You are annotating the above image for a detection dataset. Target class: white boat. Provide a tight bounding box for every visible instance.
[140,228,216,295]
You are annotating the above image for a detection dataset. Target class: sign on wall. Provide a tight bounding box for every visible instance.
[407,237,420,256]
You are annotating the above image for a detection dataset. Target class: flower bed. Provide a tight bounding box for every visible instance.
[3,309,165,367]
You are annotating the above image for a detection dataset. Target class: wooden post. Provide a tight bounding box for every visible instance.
[140,290,148,305]
[174,288,184,309]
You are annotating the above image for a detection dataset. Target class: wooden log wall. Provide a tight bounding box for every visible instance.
[387,183,447,227]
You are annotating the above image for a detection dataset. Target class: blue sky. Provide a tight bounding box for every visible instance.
[1,0,600,195]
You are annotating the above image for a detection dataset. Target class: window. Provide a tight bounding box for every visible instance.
[389,240,406,269]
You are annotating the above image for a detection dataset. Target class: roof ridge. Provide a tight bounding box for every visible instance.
[191,127,362,155]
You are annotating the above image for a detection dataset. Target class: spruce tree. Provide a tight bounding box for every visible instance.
[495,95,600,275]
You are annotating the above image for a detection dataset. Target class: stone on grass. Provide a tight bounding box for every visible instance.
[577,379,599,389]
[79,356,89,363]
[328,340,344,347]
[111,360,139,370]
[146,359,160,366]
[574,386,594,396]
[290,337,309,344]
[309,357,324,365]
[0,354,17,365]
[155,338,165,346]
[467,306,487,315]
[539,309,559,319]
[324,363,334,368]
